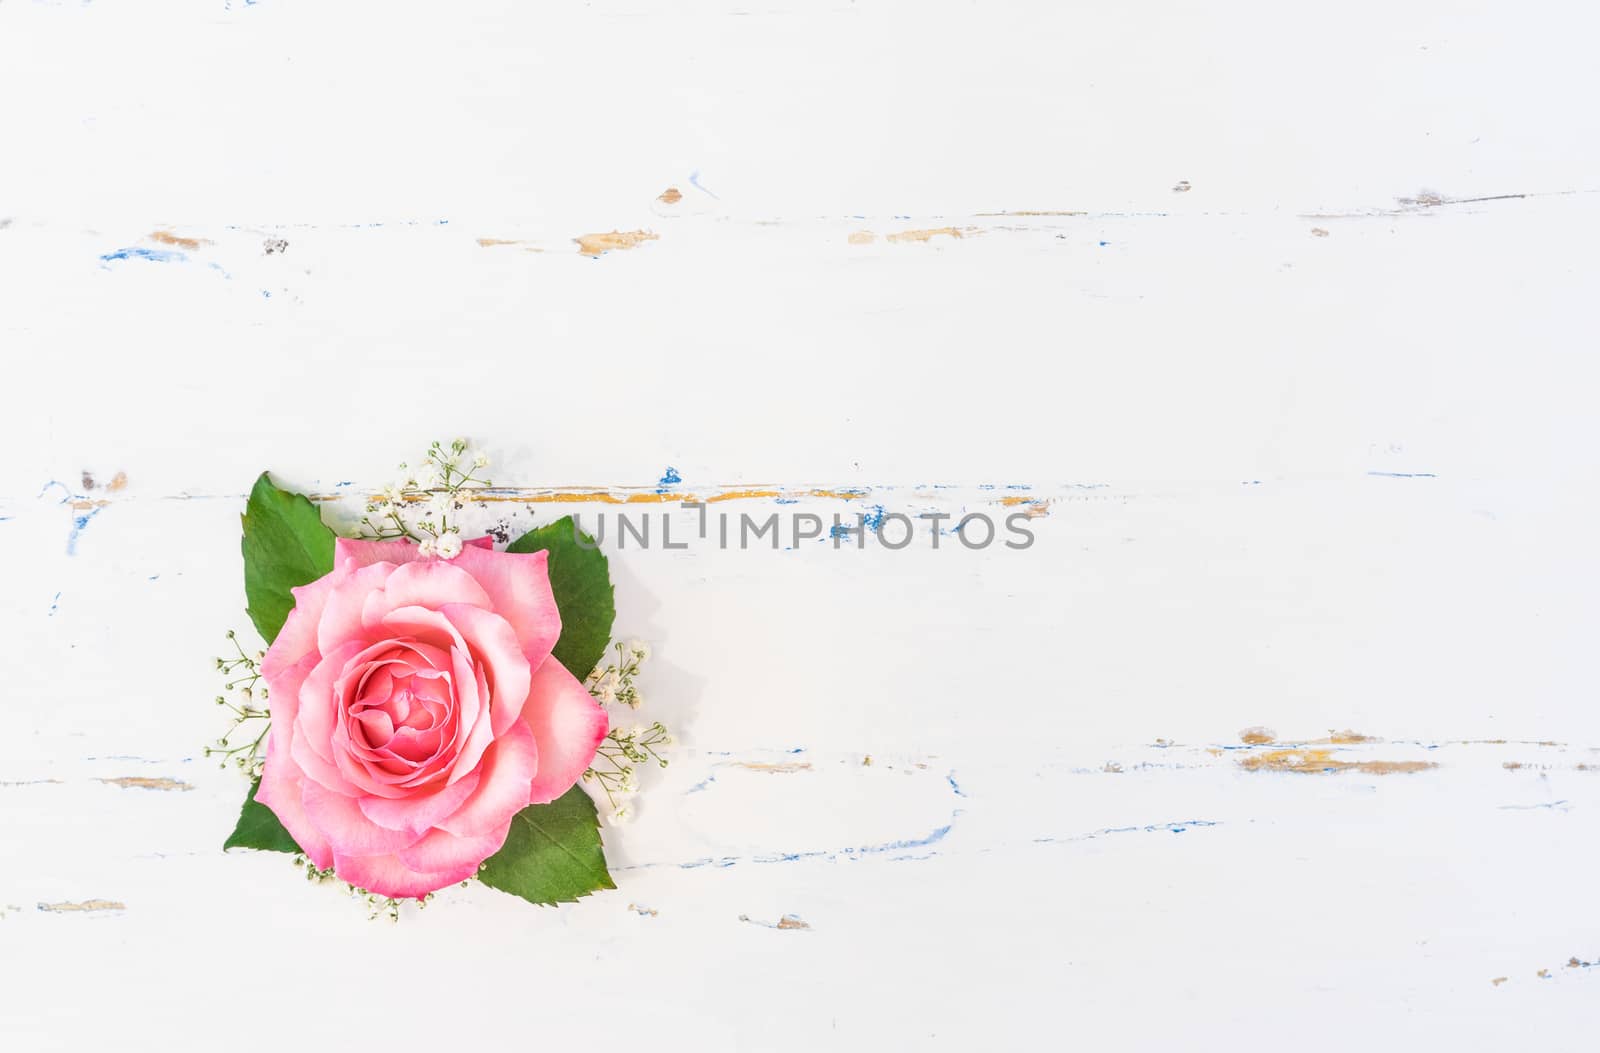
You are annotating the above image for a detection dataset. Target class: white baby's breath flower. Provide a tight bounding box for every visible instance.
[472,452,489,470]
[434,531,463,560]
[427,492,453,517]
[606,805,633,826]
[417,537,436,558]
[381,484,403,504]
[627,639,651,662]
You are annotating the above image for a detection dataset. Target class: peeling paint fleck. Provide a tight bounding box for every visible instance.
[628,903,659,917]
[1238,748,1436,775]
[739,912,811,930]
[1491,976,1508,986]
[848,231,876,245]
[38,899,125,913]
[574,230,659,257]
[732,761,812,773]
[1311,227,1330,237]
[657,187,682,204]
[1239,726,1276,745]
[97,776,193,792]
[886,226,978,244]
[1172,180,1192,193]
[148,230,204,250]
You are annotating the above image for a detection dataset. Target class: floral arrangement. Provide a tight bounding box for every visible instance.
[213,441,669,914]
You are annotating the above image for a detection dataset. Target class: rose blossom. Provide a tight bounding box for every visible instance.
[255,536,607,898]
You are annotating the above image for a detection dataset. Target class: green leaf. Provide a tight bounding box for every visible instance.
[505,516,615,679]
[223,777,303,854]
[477,786,614,905]
[242,471,336,645]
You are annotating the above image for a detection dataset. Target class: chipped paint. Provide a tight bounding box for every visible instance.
[627,903,659,917]
[148,230,204,250]
[657,187,682,204]
[574,230,659,257]
[1237,748,1436,775]
[848,231,877,245]
[886,226,978,244]
[972,210,1087,217]
[1239,726,1276,745]
[1310,227,1330,237]
[38,899,125,913]
[732,761,813,773]
[97,776,193,792]
[1492,977,1508,987]
[739,913,811,930]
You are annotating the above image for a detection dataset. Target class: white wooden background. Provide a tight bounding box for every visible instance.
[3,2,1598,1049]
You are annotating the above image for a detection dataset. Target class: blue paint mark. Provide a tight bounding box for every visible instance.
[946,772,967,798]
[100,247,186,266]
[1032,819,1220,844]
[1367,471,1437,478]
[786,747,805,754]
[1098,240,1110,246]
[688,170,720,200]
[861,504,886,532]
[48,592,60,616]
[685,773,717,795]
[260,290,271,298]
[148,575,159,581]
[657,466,681,493]
[845,821,955,857]
[1242,480,1261,486]
[67,507,101,555]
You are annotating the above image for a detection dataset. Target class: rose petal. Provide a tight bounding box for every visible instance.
[396,819,512,874]
[315,562,397,657]
[254,737,333,869]
[263,651,318,758]
[261,563,349,681]
[332,850,477,900]
[437,719,539,837]
[448,546,562,672]
[357,769,481,837]
[438,603,533,735]
[295,640,368,765]
[301,781,424,854]
[360,562,493,633]
[333,536,494,570]
[522,658,609,804]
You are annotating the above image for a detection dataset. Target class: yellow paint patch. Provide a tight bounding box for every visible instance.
[1238,748,1436,775]
[848,231,876,245]
[776,915,811,930]
[38,899,125,913]
[1238,726,1276,745]
[887,226,978,244]
[732,761,813,773]
[477,238,524,247]
[657,187,682,204]
[149,230,204,250]
[97,776,193,792]
[1491,977,1508,987]
[574,230,659,257]
[973,210,1087,217]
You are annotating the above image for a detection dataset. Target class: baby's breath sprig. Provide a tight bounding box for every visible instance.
[582,639,673,824]
[205,630,271,777]
[357,438,493,556]
[291,854,432,921]
[585,639,651,708]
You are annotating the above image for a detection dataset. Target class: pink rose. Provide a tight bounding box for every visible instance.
[255,536,607,899]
